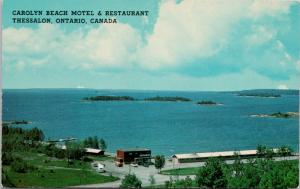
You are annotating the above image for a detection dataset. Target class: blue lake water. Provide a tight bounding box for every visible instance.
[2,89,299,156]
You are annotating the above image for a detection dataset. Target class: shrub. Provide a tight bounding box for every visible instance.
[196,158,227,188]
[120,174,142,188]
[82,156,93,162]
[12,161,27,173]
[2,152,14,165]
[11,159,35,173]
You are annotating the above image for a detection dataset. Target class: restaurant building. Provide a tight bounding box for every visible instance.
[116,148,151,165]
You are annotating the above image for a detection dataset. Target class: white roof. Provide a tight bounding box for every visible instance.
[172,153,201,159]
[55,144,67,150]
[173,149,260,160]
[85,148,103,153]
[196,150,257,158]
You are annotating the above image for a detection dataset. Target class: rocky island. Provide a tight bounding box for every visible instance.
[144,96,191,102]
[251,112,299,118]
[83,95,136,101]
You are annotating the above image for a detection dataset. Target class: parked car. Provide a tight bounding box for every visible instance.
[115,157,124,167]
[130,163,138,167]
[92,162,98,167]
[97,163,105,173]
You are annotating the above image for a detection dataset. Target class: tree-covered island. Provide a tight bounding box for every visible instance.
[83,95,136,101]
[237,93,281,98]
[196,100,218,105]
[144,96,191,102]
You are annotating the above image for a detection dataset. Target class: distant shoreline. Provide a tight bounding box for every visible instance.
[3,88,299,94]
[251,112,299,119]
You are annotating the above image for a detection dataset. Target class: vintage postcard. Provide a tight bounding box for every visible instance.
[2,0,299,188]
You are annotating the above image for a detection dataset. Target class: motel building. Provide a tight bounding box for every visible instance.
[172,149,261,164]
[55,143,105,156]
[85,148,105,156]
[116,148,151,166]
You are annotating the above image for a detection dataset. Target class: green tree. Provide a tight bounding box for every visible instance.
[184,176,193,187]
[99,138,107,151]
[25,127,44,141]
[265,148,275,159]
[242,159,261,187]
[65,141,85,164]
[232,152,243,177]
[256,144,267,157]
[120,174,142,188]
[82,136,106,150]
[277,145,293,158]
[87,137,93,147]
[164,176,174,188]
[11,159,35,173]
[195,158,227,188]
[92,136,99,149]
[154,155,165,173]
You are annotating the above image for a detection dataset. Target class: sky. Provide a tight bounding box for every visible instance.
[2,0,300,91]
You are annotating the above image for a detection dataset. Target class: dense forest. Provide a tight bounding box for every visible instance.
[83,95,135,101]
[197,100,217,105]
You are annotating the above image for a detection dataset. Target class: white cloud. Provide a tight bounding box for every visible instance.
[245,26,277,46]
[248,0,292,18]
[137,0,248,69]
[277,84,289,90]
[3,0,297,73]
[61,24,142,69]
[76,85,85,89]
[3,24,64,68]
[3,23,141,69]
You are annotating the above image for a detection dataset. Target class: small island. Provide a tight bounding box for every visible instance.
[2,120,29,126]
[197,100,218,105]
[251,112,299,118]
[144,96,191,102]
[237,93,281,98]
[83,96,136,101]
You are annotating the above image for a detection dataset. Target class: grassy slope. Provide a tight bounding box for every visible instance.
[4,151,118,188]
[5,167,117,188]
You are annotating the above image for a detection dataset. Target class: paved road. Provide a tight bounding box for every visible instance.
[74,156,299,188]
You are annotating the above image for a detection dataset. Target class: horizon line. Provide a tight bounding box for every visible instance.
[2,87,299,92]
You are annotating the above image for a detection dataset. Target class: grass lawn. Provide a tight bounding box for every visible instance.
[5,167,118,188]
[161,167,200,175]
[14,151,91,169]
[4,151,119,187]
[89,155,114,162]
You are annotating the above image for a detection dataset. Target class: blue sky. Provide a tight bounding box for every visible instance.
[3,0,300,91]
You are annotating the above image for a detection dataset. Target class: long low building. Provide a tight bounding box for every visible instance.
[172,149,270,163]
